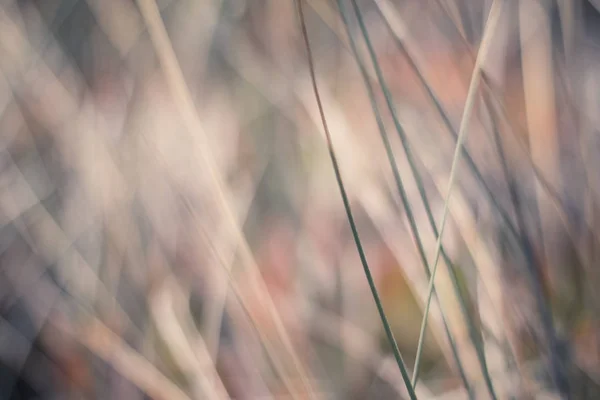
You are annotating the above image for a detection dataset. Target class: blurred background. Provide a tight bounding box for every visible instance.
[2,0,600,398]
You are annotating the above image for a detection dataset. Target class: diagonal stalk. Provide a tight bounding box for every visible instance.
[373,0,524,253]
[295,0,417,398]
[365,0,503,393]
[337,0,473,395]
[409,0,503,392]
[347,0,499,394]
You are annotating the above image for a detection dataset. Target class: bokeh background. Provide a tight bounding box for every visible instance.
[2,0,600,398]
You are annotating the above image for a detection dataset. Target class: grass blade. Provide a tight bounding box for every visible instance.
[336,0,474,395]
[411,0,503,394]
[294,1,417,398]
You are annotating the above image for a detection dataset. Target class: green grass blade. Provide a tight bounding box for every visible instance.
[294,1,417,398]
[336,0,473,395]
[407,1,503,396]
[367,3,504,395]
[345,0,496,395]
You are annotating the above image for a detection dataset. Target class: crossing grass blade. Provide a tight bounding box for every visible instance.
[336,0,474,396]
[366,1,503,394]
[408,1,503,396]
[374,0,525,251]
[295,0,417,398]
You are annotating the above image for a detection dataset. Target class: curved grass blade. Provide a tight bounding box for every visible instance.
[346,0,499,395]
[373,2,579,391]
[357,0,504,393]
[408,1,503,396]
[294,1,417,398]
[336,0,473,396]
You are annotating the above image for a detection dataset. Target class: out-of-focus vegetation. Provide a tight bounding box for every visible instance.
[2,0,600,399]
